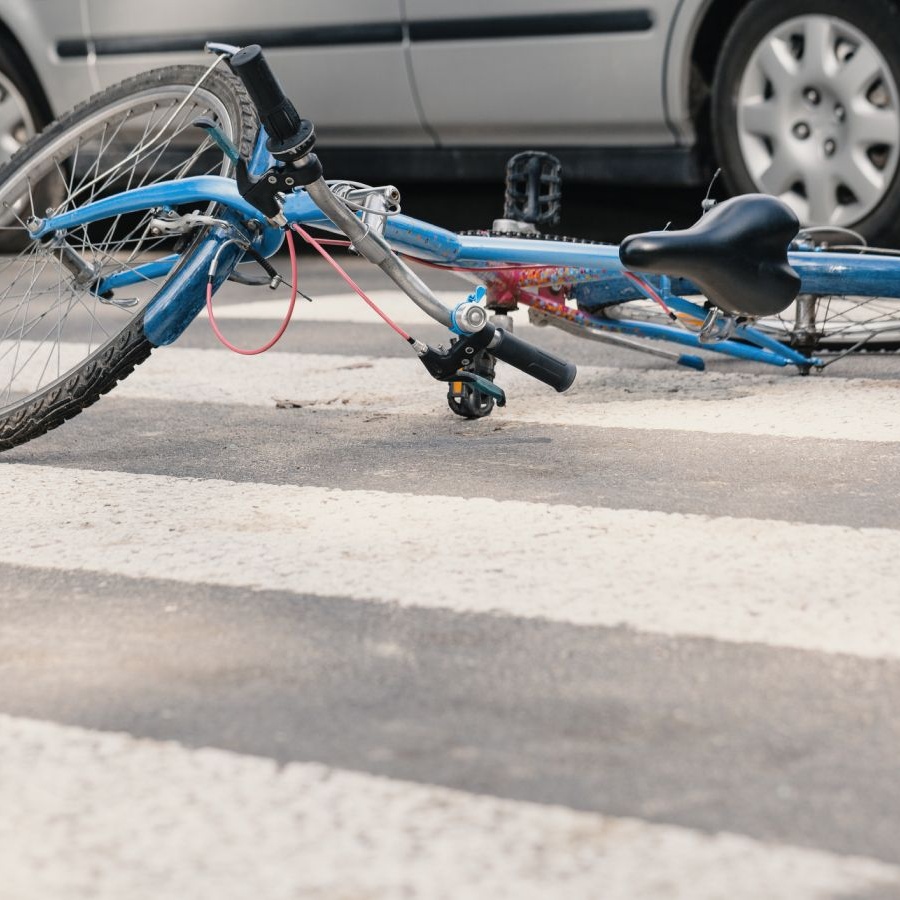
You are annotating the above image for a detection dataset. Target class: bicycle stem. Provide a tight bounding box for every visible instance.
[226,43,452,331]
[304,175,453,329]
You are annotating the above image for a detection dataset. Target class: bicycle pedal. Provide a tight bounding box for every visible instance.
[450,371,506,405]
[503,151,562,227]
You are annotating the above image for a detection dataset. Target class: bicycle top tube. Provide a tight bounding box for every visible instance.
[29,166,900,305]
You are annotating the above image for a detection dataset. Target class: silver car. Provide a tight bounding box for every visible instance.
[0,0,898,242]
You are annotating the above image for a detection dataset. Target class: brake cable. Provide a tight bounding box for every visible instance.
[205,230,300,355]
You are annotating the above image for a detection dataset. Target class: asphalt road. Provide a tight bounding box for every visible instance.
[3,252,900,899]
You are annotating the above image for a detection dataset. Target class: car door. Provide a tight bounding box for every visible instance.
[82,0,429,145]
[0,0,94,116]
[404,0,678,147]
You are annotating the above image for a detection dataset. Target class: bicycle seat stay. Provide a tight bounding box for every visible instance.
[619,194,801,318]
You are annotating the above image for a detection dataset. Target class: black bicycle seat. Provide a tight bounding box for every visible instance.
[619,194,801,317]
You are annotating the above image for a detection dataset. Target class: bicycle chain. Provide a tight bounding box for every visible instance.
[458,229,604,245]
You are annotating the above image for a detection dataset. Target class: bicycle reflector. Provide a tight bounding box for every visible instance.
[503,151,562,227]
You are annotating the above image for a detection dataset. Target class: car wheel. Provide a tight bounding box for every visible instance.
[711,0,900,244]
[0,39,46,165]
[0,38,52,252]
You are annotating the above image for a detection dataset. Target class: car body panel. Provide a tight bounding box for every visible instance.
[404,0,680,146]
[664,0,719,145]
[80,0,430,144]
[0,0,722,180]
[0,0,93,116]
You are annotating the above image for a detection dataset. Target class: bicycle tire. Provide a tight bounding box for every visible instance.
[0,63,256,451]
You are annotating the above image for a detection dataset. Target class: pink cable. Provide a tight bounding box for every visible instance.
[623,271,676,320]
[291,223,412,342]
[206,228,299,355]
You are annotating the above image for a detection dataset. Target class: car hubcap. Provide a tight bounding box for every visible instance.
[737,14,900,227]
[0,72,34,165]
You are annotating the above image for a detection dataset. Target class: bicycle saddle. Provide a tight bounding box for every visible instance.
[619,194,801,317]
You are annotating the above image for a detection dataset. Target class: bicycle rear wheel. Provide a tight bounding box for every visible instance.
[0,63,255,451]
[755,295,900,351]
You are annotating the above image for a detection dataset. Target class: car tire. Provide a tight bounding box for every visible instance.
[0,36,53,252]
[711,0,900,245]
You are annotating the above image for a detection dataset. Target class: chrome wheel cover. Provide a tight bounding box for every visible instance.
[737,14,900,226]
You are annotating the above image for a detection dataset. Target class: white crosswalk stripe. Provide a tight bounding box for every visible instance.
[2,714,897,900]
[201,289,475,325]
[6,280,900,897]
[2,463,900,659]
[7,338,897,441]
[128,345,900,441]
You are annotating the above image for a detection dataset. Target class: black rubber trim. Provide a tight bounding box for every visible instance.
[57,11,652,58]
[57,23,402,58]
[408,11,653,42]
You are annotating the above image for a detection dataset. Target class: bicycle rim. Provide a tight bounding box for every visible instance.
[0,68,247,416]
[755,296,900,350]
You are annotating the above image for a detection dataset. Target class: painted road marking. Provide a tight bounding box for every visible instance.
[2,714,897,900]
[200,289,471,325]
[3,464,900,659]
[127,346,900,443]
[8,339,900,442]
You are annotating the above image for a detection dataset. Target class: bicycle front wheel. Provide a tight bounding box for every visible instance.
[0,63,256,451]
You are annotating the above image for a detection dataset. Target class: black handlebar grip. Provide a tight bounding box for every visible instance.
[490,329,576,392]
[229,44,302,145]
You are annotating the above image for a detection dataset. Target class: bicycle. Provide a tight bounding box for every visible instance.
[1,43,898,448]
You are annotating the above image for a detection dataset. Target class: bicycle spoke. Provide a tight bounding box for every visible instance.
[757,292,900,349]
[0,71,242,411]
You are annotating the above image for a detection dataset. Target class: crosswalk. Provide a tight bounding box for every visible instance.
[3,266,900,898]
[1,715,896,900]
[5,464,900,658]
[123,346,900,441]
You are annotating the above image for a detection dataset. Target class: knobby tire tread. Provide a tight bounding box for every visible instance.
[0,316,152,451]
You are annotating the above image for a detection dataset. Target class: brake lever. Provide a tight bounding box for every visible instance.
[414,322,505,404]
[205,42,242,59]
[192,116,240,163]
[416,322,496,381]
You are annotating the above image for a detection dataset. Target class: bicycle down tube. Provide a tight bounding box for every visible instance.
[26,135,900,372]
[21,40,900,377]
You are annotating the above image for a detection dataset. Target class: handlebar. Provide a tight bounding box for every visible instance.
[225,43,577,394]
[489,328,576,392]
[229,44,314,160]
[418,322,576,393]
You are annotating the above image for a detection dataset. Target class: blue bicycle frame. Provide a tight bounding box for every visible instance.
[29,127,900,371]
